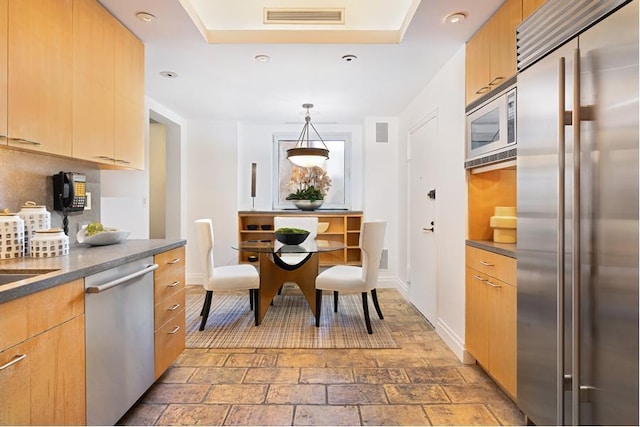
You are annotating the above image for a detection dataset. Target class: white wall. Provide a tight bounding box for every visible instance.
[398,46,469,362]
[185,119,239,283]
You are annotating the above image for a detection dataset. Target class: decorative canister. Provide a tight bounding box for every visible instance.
[30,228,69,258]
[18,201,51,256]
[0,212,25,259]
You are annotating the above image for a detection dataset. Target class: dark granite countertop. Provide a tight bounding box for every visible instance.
[0,239,186,304]
[466,239,517,259]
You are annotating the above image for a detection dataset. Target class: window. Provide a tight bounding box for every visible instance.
[273,133,351,210]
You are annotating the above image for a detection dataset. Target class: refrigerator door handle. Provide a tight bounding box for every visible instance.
[557,55,568,426]
[571,47,582,427]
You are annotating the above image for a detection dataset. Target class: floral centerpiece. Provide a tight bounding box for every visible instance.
[286,166,332,210]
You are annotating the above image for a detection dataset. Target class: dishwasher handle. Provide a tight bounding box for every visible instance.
[86,264,159,294]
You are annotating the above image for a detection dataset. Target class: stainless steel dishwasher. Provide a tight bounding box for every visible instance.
[84,257,158,426]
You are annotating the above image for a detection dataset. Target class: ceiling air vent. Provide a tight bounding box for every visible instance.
[264,8,345,25]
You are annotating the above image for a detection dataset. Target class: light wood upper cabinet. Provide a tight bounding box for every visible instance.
[0,0,7,143]
[7,0,73,156]
[522,0,546,21]
[114,19,145,170]
[72,0,115,165]
[465,0,522,105]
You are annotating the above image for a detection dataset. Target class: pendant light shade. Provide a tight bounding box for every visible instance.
[287,104,329,168]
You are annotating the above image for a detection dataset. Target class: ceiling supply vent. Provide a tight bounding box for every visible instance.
[264,8,345,25]
[375,122,389,143]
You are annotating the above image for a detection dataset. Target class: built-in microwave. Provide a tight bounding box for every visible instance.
[466,85,516,163]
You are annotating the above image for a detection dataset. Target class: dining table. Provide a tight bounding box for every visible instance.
[232,239,346,324]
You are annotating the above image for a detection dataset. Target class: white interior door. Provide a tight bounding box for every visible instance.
[408,115,438,325]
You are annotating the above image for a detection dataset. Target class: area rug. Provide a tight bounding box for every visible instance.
[184,286,398,349]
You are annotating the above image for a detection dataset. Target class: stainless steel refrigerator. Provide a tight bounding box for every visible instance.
[516,0,638,425]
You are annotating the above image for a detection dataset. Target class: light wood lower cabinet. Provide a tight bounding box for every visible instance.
[465,245,517,398]
[0,279,85,425]
[154,246,186,379]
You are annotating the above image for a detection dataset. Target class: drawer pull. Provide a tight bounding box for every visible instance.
[479,261,494,267]
[167,281,180,288]
[474,275,487,282]
[167,258,181,265]
[168,325,181,334]
[11,138,41,146]
[168,303,181,311]
[486,281,502,288]
[0,354,27,371]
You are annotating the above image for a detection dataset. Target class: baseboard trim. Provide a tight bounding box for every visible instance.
[435,318,476,364]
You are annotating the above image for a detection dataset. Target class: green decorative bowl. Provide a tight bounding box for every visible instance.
[274,230,310,245]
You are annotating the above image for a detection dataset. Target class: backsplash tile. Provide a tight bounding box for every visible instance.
[0,147,100,244]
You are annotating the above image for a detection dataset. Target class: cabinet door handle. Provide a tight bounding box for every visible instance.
[475,86,490,95]
[168,303,181,311]
[0,354,27,371]
[167,258,181,265]
[486,281,502,288]
[11,138,41,146]
[489,76,504,86]
[168,281,181,288]
[168,326,181,334]
[114,159,131,164]
[479,261,494,267]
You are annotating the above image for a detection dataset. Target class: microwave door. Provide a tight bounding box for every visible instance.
[468,98,508,157]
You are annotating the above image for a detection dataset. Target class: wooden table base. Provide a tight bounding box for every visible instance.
[258,252,319,324]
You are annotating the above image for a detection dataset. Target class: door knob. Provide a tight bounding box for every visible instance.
[423,221,435,232]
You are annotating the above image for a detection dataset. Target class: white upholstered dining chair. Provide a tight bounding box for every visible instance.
[195,218,260,330]
[315,220,387,334]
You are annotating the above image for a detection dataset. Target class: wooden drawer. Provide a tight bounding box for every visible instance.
[154,308,185,379]
[466,245,516,285]
[154,246,185,302]
[154,287,185,329]
[0,279,84,352]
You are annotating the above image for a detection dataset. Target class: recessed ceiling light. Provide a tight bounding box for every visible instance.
[254,54,270,63]
[160,71,178,78]
[444,12,467,24]
[135,11,156,23]
[342,54,357,62]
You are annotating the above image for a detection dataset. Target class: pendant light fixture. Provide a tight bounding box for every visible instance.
[287,103,329,168]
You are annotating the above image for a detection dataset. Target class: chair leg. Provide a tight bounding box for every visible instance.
[249,289,254,311]
[371,289,384,319]
[254,290,260,326]
[199,290,213,331]
[278,285,283,295]
[315,289,323,327]
[361,292,373,334]
[333,291,339,312]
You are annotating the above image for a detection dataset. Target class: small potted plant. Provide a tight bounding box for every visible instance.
[286,166,332,211]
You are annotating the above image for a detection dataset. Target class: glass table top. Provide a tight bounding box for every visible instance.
[233,239,346,254]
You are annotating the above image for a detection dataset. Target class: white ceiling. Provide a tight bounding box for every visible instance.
[97,0,504,124]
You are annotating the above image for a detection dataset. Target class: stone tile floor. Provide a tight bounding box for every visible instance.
[118,289,524,426]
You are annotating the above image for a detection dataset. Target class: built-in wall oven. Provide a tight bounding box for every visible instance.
[465,84,517,167]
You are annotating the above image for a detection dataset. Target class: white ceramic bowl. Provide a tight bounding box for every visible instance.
[77,228,130,246]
